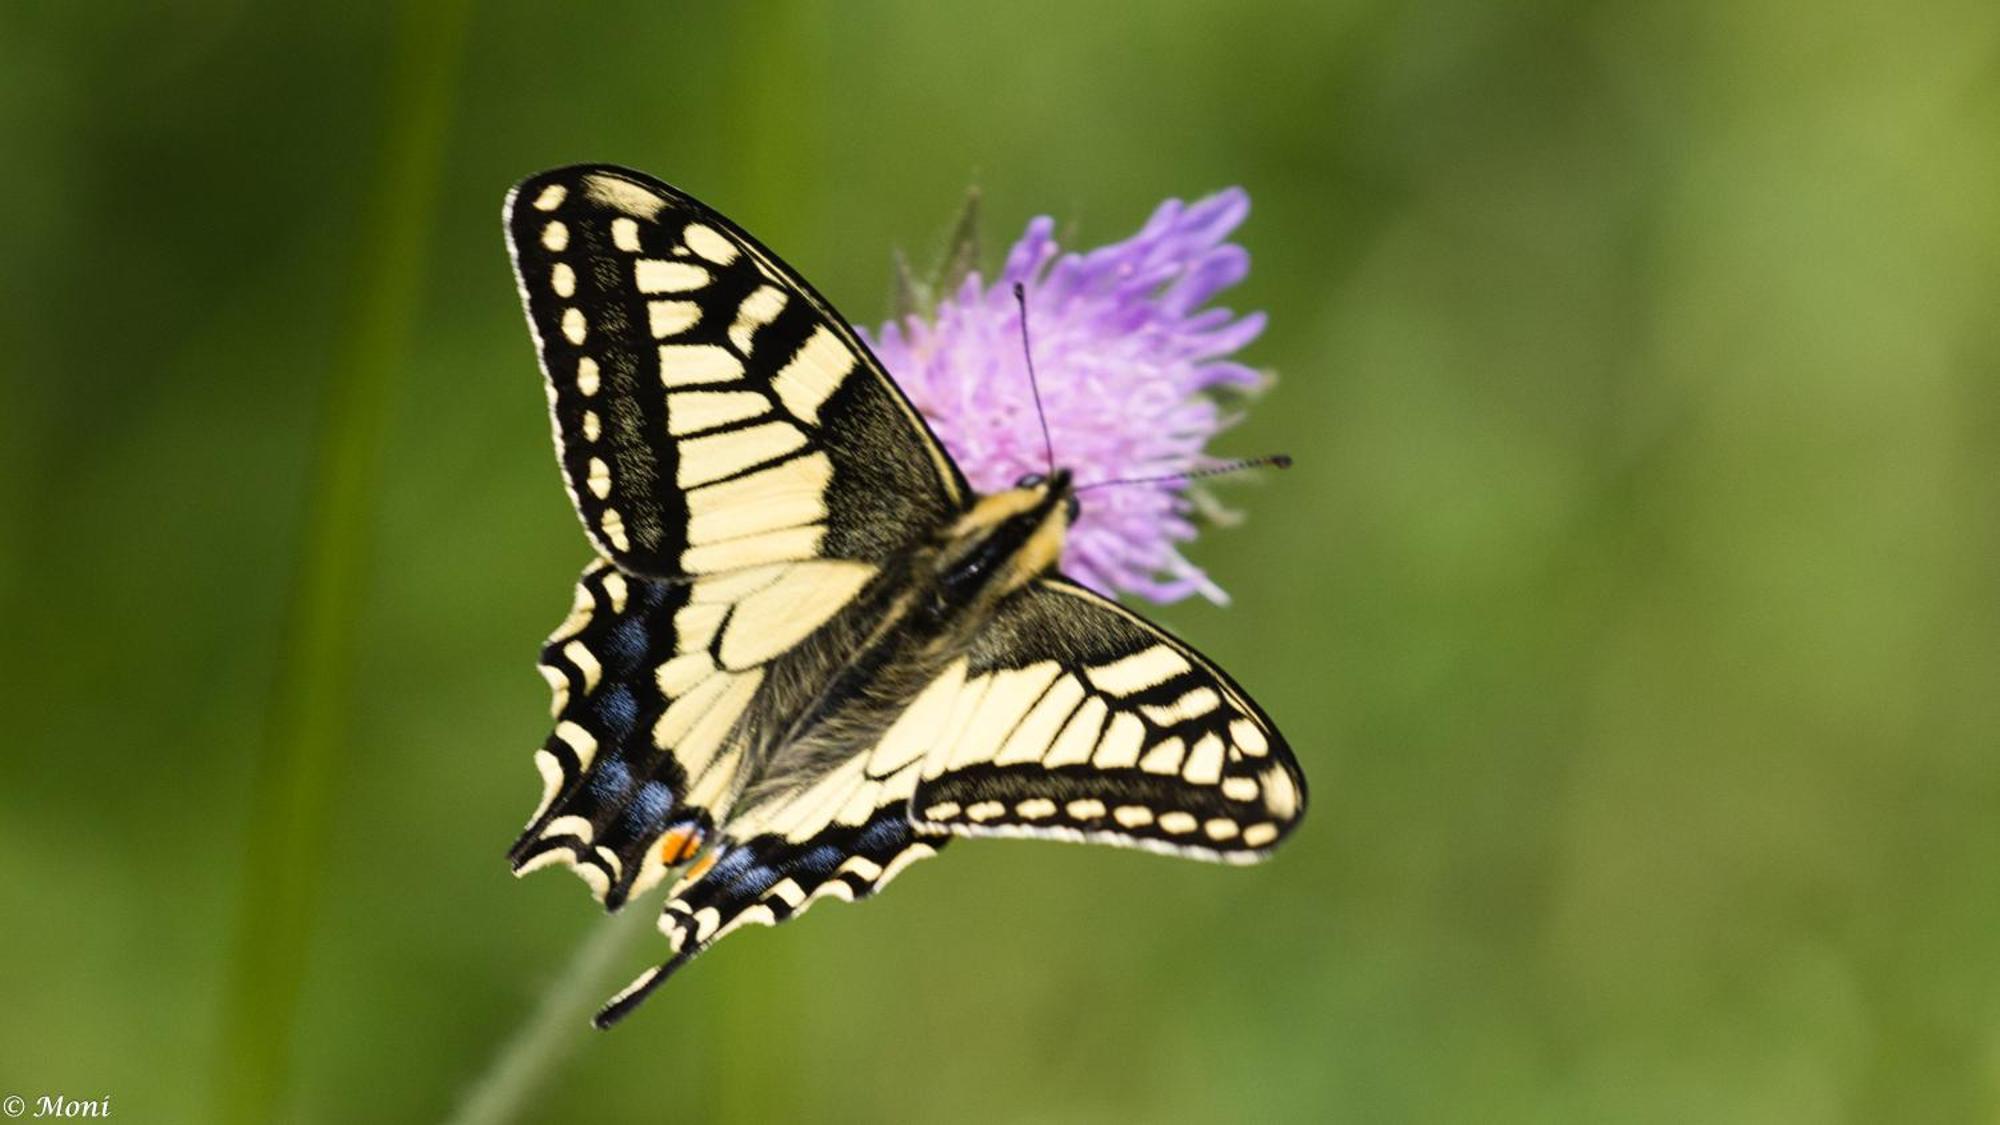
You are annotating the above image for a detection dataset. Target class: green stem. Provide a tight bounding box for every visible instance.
[445,905,657,1125]
[214,3,472,1121]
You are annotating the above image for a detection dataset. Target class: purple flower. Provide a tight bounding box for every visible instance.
[864,189,1269,604]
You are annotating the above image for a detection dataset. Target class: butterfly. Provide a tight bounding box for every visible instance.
[502,165,1307,1027]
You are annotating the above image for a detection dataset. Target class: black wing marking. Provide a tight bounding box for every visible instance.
[512,556,878,911]
[504,164,969,579]
[903,576,1307,862]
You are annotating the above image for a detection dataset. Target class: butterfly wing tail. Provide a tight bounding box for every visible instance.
[590,806,945,1027]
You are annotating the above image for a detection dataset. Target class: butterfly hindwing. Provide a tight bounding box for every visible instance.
[504,164,969,579]
[512,556,880,910]
[904,577,1306,861]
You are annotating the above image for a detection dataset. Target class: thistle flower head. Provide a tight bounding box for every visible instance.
[865,188,1269,604]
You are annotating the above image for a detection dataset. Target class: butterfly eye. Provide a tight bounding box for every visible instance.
[1015,473,1047,489]
[1064,495,1081,522]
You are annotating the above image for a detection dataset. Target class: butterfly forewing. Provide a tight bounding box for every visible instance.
[903,577,1306,860]
[504,165,968,579]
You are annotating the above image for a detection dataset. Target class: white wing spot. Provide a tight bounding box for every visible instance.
[553,720,599,768]
[1221,776,1260,802]
[771,325,855,425]
[548,582,595,642]
[924,801,961,821]
[1045,697,1108,768]
[672,602,728,653]
[1138,737,1186,776]
[598,507,630,552]
[531,184,567,211]
[529,748,563,819]
[1143,686,1221,726]
[1092,712,1145,769]
[1066,798,1106,820]
[576,356,600,396]
[1182,734,1226,785]
[551,262,575,298]
[540,664,568,716]
[1262,766,1299,820]
[1085,646,1194,696]
[1243,822,1279,848]
[1204,818,1241,842]
[541,221,568,251]
[1158,811,1198,835]
[966,800,1006,822]
[683,222,739,265]
[611,217,641,252]
[878,842,937,887]
[657,343,744,387]
[648,299,702,339]
[728,285,787,353]
[1113,805,1154,829]
[635,259,711,293]
[840,856,884,881]
[676,421,808,488]
[594,846,622,878]
[666,390,767,436]
[586,457,612,499]
[692,907,722,943]
[655,652,715,697]
[581,410,601,442]
[561,307,587,345]
[1016,798,1057,820]
[1231,719,1269,758]
[582,173,666,219]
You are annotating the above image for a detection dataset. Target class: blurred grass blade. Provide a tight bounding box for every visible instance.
[214,2,474,1120]
[446,901,658,1125]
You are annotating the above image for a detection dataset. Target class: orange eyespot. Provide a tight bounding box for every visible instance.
[659,827,704,865]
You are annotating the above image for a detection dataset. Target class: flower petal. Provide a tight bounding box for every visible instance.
[860,188,1270,604]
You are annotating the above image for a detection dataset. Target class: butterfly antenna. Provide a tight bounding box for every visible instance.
[1012,282,1058,476]
[1076,453,1293,493]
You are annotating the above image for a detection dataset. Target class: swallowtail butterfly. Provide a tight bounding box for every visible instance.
[503,165,1307,1026]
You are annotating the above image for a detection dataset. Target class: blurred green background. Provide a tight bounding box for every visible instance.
[4,1,1998,1121]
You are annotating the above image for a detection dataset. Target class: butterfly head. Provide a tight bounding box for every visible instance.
[937,468,1077,606]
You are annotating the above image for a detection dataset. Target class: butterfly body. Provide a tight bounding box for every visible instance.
[503,166,1305,1027]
